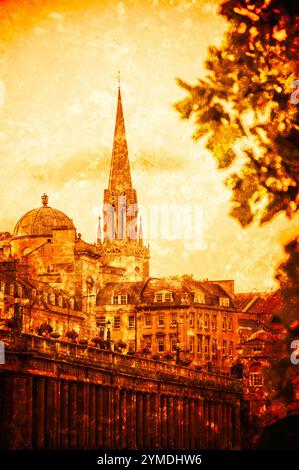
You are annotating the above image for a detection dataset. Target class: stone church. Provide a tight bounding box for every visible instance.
[0,86,237,373]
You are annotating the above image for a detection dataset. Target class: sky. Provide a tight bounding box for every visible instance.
[0,0,298,292]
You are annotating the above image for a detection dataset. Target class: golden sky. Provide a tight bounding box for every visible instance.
[0,0,298,292]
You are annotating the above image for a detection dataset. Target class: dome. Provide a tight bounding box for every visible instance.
[13,194,75,237]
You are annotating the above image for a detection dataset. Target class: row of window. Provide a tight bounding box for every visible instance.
[144,312,233,332]
[144,334,234,356]
[110,292,230,307]
[0,282,75,309]
[98,315,135,330]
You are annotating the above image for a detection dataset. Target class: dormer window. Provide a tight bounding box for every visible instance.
[50,293,55,305]
[219,297,230,307]
[112,294,128,305]
[32,289,37,298]
[194,291,205,304]
[58,295,63,307]
[154,291,173,303]
[43,292,48,304]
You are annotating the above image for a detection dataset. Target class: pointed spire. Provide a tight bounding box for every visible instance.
[108,82,132,192]
[138,215,143,245]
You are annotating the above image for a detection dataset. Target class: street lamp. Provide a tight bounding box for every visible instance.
[176,340,180,364]
[106,319,112,350]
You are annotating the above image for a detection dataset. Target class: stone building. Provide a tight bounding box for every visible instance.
[0,85,243,450]
[0,84,237,374]
[97,277,237,373]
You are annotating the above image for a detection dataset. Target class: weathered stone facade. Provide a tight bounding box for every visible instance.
[0,330,241,450]
[0,86,242,449]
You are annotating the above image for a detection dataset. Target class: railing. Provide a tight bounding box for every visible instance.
[0,329,240,390]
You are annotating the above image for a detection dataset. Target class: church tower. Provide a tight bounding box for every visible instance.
[100,83,150,281]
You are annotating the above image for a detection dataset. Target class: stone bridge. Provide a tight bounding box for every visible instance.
[0,331,241,449]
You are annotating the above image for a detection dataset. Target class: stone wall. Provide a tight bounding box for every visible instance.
[0,331,241,450]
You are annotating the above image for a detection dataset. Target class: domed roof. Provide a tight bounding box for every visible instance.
[13,194,75,237]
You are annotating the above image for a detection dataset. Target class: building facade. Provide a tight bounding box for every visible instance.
[0,85,237,376]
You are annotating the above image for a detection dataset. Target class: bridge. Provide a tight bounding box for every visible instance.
[0,330,241,449]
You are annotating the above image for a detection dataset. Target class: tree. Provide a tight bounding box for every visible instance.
[175,0,299,443]
[175,0,299,226]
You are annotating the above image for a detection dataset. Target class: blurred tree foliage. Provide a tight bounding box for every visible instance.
[175,0,299,442]
[175,0,299,226]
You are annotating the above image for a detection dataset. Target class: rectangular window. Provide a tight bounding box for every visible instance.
[145,313,152,326]
[128,340,135,353]
[194,292,205,303]
[158,314,164,326]
[197,314,202,329]
[222,317,227,331]
[212,338,217,355]
[114,316,120,329]
[0,282,5,292]
[128,316,135,329]
[9,284,14,295]
[155,293,163,303]
[204,314,209,330]
[223,339,227,356]
[212,315,217,331]
[143,335,152,348]
[197,335,202,354]
[171,335,177,352]
[189,336,194,353]
[17,286,22,297]
[189,314,194,327]
[229,341,233,356]
[164,292,173,302]
[204,336,210,358]
[112,295,128,305]
[171,312,177,325]
[98,316,106,327]
[249,372,263,387]
[158,337,165,352]
[219,297,230,307]
[228,318,233,331]
[204,336,210,355]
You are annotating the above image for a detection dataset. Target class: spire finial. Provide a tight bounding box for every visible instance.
[97,215,102,245]
[117,70,121,88]
[41,193,48,207]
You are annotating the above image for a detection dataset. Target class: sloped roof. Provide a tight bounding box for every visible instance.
[97,276,235,307]
[235,291,283,315]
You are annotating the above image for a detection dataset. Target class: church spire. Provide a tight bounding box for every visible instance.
[108,82,132,192]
